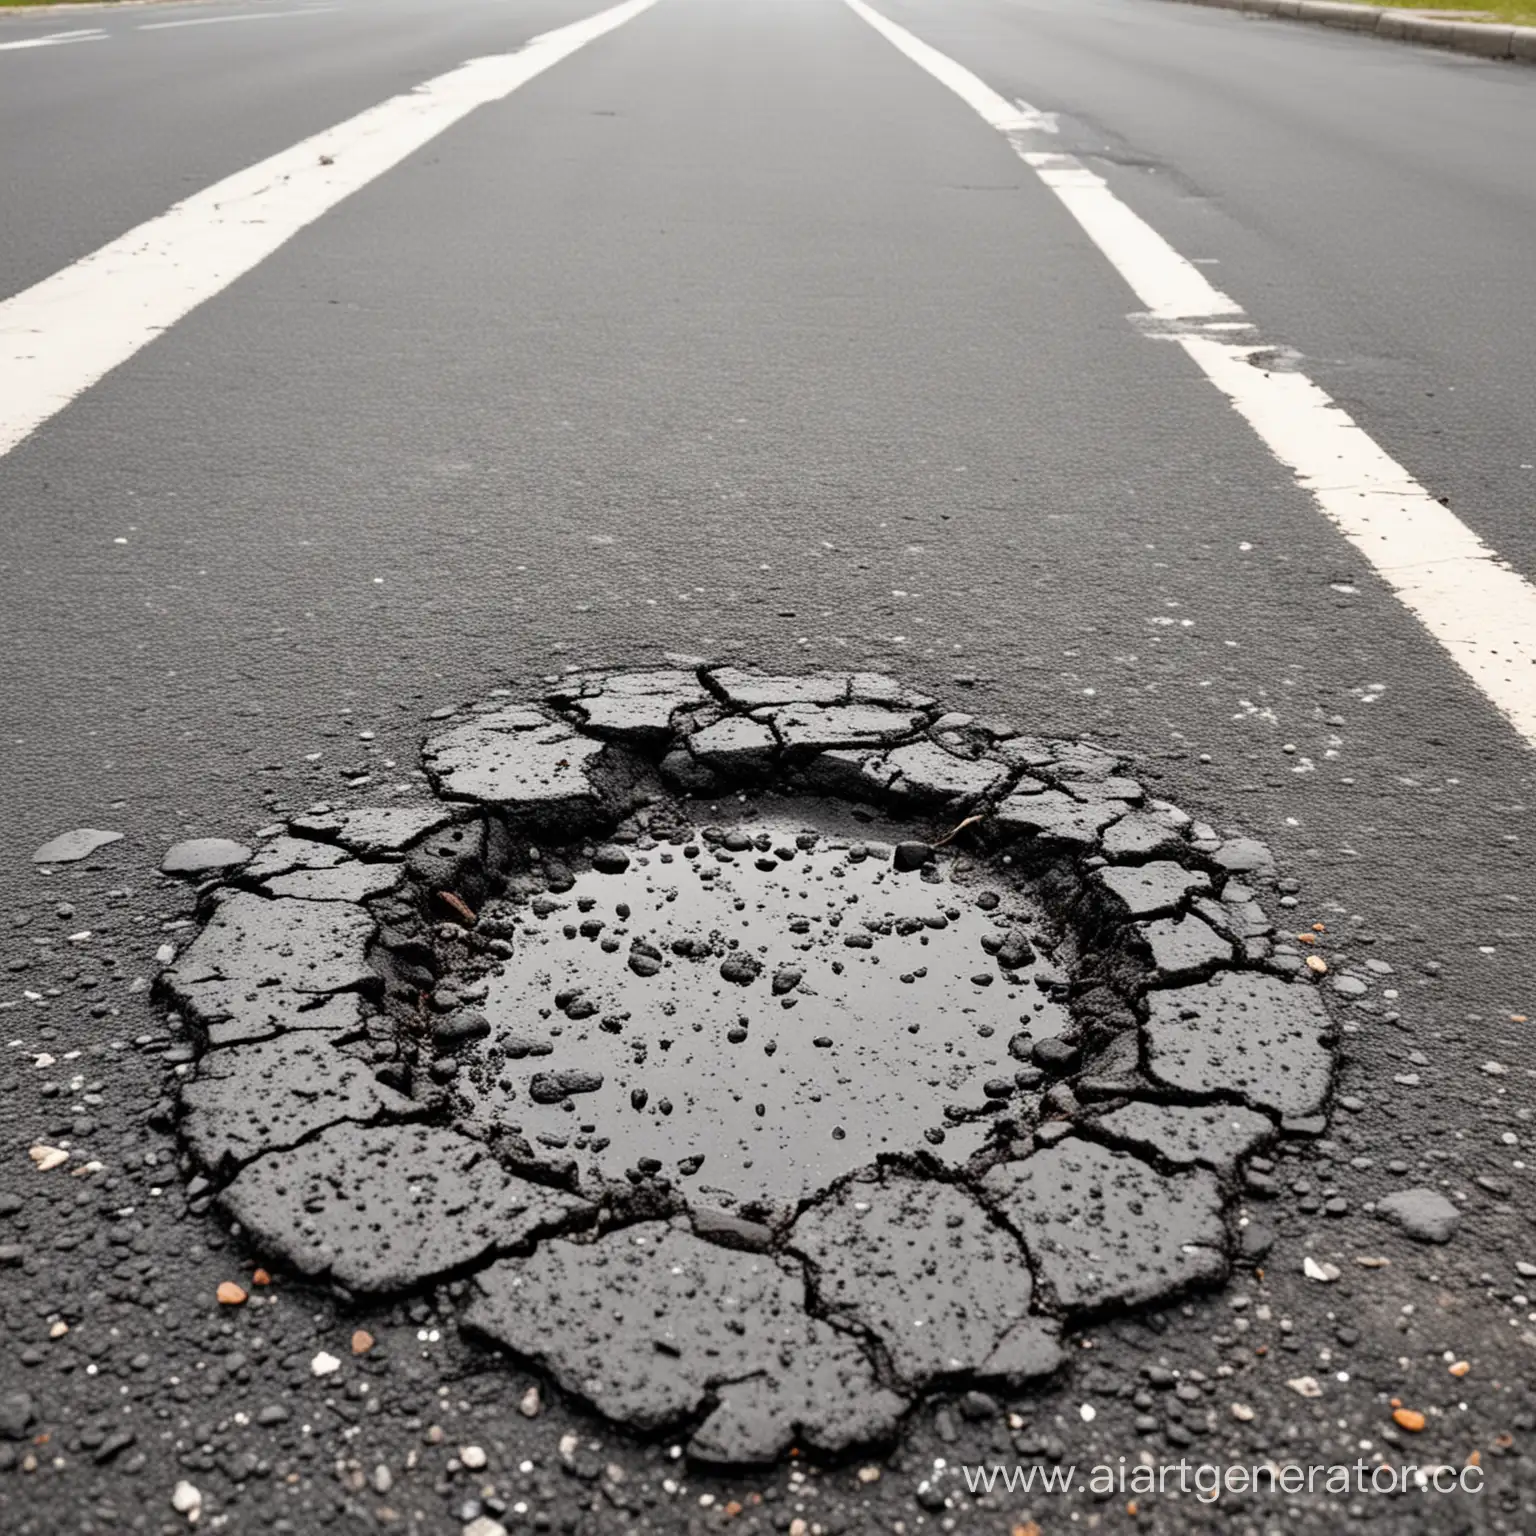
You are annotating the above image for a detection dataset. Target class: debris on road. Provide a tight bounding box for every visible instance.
[30,829,122,865]
[1378,1187,1461,1244]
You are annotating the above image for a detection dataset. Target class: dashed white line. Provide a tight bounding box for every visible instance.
[0,0,658,463]
[845,0,1536,749]
[0,28,107,52]
[138,8,342,31]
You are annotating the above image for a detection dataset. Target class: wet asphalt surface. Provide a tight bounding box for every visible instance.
[2,0,1535,1531]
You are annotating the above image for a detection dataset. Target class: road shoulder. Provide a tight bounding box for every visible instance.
[1159,0,1536,62]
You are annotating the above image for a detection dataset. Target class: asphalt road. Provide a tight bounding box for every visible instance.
[1,0,1534,1531]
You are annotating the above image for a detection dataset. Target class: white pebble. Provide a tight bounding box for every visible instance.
[310,1351,341,1377]
[462,1519,507,1536]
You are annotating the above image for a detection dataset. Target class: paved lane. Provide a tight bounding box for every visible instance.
[1,0,1533,1530]
[0,0,608,294]
[875,0,1536,577]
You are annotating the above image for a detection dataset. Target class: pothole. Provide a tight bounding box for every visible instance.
[158,665,1337,1464]
[442,802,1075,1211]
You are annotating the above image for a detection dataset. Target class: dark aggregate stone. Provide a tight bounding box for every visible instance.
[690,1205,777,1252]
[500,1030,555,1058]
[1239,1221,1276,1259]
[658,746,719,794]
[1031,1037,1079,1070]
[432,1009,492,1046]
[0,1391,35,1440]
[995,929,1035,970]
[1377,1187,1461,1243]
[528,1067,604,1103]
[771,964,804,995]
[719,950,764,985]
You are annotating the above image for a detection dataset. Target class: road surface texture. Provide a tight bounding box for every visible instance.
[1,0,1533,1532]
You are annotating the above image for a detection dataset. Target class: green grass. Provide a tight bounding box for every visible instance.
[1339,0,1535,21]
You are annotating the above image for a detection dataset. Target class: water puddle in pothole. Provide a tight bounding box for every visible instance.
[449,822,1073,1207]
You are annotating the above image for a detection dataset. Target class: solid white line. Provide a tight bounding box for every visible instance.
[138,8,341,31]
[0,28,107,52]
[844,0,1536,748]
[0,0,657,462]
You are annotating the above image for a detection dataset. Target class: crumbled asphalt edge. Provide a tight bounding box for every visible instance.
[148,664,1336,1465]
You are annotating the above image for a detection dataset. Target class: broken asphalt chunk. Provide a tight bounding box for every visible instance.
[981,1138,1227,1313]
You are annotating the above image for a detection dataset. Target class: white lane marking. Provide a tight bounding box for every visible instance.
[845,0,1536,749]
[0,0,657,462]
[0,28,108,52]
[138,8,342,31]
[1024,151,1240,322]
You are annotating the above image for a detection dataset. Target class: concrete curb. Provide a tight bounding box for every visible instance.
[1167,0,1536,63]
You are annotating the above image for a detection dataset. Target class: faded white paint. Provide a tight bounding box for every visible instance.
[137,9,342,32]
[846,0,1536,748]
[0,28,107,52]
[0,0,658,458]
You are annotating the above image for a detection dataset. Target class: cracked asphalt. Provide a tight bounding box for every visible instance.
[2,0,1534,1532]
